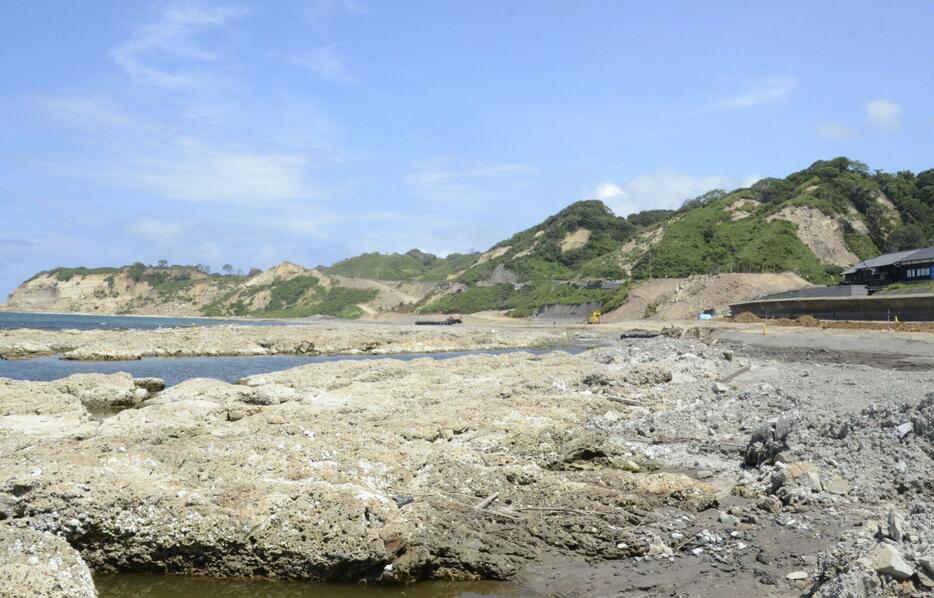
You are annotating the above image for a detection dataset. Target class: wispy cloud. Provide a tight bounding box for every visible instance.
[406,157,533,204]
[128,217,187,243]
[41,96,314,204]
[304,0,369,27]
[589,171,760,217]
[817,122,856,140]
[289,45,355,83]
[111,4,248,88]
[714,77,797,111]
[866,99,902,132]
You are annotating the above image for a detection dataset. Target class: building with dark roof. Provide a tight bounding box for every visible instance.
[842,247,934,286]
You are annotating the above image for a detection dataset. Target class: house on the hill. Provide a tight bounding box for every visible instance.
[842,247,934,286]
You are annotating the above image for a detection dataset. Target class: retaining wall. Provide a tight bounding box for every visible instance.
[731,294,934,322]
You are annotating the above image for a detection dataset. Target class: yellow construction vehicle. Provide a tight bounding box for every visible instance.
[587,309,601,324]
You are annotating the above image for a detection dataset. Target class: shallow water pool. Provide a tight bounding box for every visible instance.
[93,573,523,597]
[0,347,584,387]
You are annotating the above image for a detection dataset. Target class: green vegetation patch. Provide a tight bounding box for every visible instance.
[877,280,934,295]
[631,204,835,283]
[324,249,478,282]
[455,200,637,285]
[203,274,376,320]
[422,281,628,318]
[843,230,880,261]
[50,267,119,282]
[261,287,378,319]
[266,275,320,311]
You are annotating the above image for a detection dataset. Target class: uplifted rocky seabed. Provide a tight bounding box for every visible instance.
[0,323,568,361]
[2,331,934,597]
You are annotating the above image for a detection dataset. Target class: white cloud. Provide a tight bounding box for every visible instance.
[111,3,248,88]
[588,172,760,217]
[714,77,797,110]
[128,218,186,242]
[305,0,369,27]
[405,157,533,204]
[289,45,355,83]
[866,99,902,132]
[127,139,309,202]
[41,96,314,204]
[817,122,856,140]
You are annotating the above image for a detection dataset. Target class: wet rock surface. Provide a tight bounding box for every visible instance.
[1,329,933,596]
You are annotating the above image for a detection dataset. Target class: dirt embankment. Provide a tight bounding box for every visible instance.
[4,330,934,595]
[605,273,811,322]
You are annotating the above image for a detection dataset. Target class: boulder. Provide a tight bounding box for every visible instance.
[887,510,906,543]
[868,543,914,581]
[145,378,255,406]
[919,555,934,577]
[623,364,672,386]
[52,372,139,410]
[0,525,97,597]
[744,415,795,467]
[823,476,851,496]
[133,377,166,393]
[96,399,228,437]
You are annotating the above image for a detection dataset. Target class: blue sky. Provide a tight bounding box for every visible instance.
[1,1,932,296]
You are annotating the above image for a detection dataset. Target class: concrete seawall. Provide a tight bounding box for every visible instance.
[731,293,934,321]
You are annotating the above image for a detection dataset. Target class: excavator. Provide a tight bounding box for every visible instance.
[587,309,601,324]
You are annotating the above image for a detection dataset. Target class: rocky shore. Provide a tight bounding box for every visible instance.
[2,330,934,596]
[0,323,570,361]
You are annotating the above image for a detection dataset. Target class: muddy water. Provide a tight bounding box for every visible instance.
[94,574,523,597]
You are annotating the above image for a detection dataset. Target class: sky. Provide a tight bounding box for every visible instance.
[1,1,933,296]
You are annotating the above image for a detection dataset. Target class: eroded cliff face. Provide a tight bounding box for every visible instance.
[3,262,436,318]
[5,270,222,316]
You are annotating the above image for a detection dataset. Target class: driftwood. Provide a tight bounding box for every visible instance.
[718,366,751,384]
[514,506,648,524]
[605,395,641,406]
[473,492,500,511]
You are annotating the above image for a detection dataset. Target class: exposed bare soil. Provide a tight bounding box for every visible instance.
[604,273,811,322]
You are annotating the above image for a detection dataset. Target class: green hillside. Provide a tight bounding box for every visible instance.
[458,200,636,284]
[421,158,934,315]
[633,158,934,281]
[420,200,639,315]
[322,249,479,282]
[203,274,377,319]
